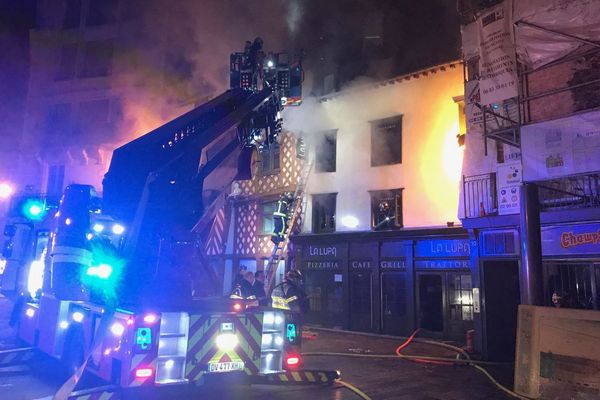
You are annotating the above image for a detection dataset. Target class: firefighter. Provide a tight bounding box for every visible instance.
[271,193,294,245]
[280,270,309,314]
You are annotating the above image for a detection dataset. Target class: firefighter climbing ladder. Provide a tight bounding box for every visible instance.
[265,161,313,295]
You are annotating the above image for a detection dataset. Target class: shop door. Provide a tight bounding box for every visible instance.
[483,260,520,361]
[417,273,444,335]
[350,271,372,331]
[381,272,410,336]
[447,272,475,339]
[304,270,344,328]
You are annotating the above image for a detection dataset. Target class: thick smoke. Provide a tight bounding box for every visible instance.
[110,0,459,144]
[113,0,290,143]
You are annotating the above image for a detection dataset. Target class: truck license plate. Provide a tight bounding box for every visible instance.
[207,361,244,373]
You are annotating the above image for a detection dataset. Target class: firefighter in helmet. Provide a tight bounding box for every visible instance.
[280,270,309,314]
[271,192,294,245]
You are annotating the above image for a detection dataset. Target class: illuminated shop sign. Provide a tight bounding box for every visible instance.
[351,261,371,269]
[415,260,470,269]
[306,261,339,269]
[542,223,600,256]
[414,239,470,258]
[307,246,338,258]
[379,260,406,269]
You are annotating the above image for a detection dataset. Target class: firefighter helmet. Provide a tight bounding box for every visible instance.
[286,269,302,283]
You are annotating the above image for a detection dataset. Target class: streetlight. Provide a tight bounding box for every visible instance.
[0,182,14,199]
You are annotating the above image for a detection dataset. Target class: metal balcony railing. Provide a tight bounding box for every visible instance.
[538,174,600,211]
[463,173,498,218]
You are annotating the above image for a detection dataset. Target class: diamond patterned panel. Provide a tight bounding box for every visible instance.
[233,132,305,257]
[236,132,302,197]
[235,202,259,255]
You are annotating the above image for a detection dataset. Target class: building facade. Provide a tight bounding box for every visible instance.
[224,62,471,339]
[459,0,600,361]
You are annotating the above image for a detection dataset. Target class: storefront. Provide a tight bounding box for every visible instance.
[300,243,347,328]
[292,228,471,339]
[541,222,600,310]
[414,239,472,339]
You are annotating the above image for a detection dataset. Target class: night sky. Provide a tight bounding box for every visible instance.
[0,0,460,151]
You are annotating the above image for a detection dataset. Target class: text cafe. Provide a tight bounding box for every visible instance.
[291,229,472,340]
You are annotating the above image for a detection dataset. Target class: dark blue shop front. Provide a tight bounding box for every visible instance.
[292,229,472,340]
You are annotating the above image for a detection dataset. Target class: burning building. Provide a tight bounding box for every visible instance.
[217,62,468,339]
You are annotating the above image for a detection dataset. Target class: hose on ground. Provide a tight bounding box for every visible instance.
[394,329,534,400]
[303,328,534,400]
[336,379,373,400]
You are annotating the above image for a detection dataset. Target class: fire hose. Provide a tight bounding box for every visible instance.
[303,329,535,400]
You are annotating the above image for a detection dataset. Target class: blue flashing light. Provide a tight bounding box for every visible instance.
[22,199,47,221]
[286,323,297,342]
[86,263,113,279]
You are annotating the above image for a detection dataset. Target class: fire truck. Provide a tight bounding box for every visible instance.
[0,39,338,399]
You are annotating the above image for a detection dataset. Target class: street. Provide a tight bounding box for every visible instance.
[0,295,512,400]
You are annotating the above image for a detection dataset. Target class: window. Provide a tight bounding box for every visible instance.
[261,201,277,235]
[44,104,71,136]
[86,0,118,26]
[316,130,336,173]
[63,0,82,29]
[76,99,111,138]
[257,143,280,176]
[56,44,78,81]
[544,262,600,310]
[311,193,336,233]
[79,99,110,123]
[370,189,403,229]
[80,40,114,78]
[46,165,65,198]
[371,116,402,166]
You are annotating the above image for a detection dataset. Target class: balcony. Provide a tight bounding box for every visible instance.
[463,173,498,218]
[462,172,600,219]
[538,175,600,211]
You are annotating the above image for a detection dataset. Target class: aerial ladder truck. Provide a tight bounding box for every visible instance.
[0,39,339,399]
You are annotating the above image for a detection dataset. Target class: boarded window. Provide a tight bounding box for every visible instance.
[371,116,402,166]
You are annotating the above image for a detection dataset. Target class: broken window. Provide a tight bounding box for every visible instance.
[312,193,336,234]
[316,130,336,173]
[371,116,402,166]
[370,189,403,229]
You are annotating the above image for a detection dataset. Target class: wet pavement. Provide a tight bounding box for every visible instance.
[0,295,513,399]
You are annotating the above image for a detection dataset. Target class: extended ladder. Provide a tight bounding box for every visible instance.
[265,161,313,295]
